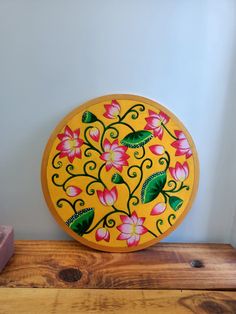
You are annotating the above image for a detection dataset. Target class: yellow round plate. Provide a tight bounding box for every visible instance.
[42,94,199,252]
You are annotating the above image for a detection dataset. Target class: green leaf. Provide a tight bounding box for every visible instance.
[66,208,94,236]
[112,173,124,184]
[82,111,98,123]
[121,130,153,148]
[169,196,183,211]
[141,171,166,204]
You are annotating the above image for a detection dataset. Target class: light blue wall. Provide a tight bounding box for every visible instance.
[1,0,236,243]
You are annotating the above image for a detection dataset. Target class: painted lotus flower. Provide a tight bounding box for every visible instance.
[103,99,121,119]
[66,186,82,197]
[144,110,170,139]
[151,202,166,215]
[171,130,192,159]
[56,126,84,163]
[117,211,148,247]
[89,127,100,142]
[169,161,189,182]
[95,228,110,242]
[97,187,118,206]
[149,145,165,155]
[100,139,130,172]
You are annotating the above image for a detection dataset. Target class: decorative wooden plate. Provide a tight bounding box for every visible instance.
[42,94,199,252]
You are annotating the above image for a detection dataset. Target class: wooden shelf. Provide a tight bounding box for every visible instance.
[0,241,236,313]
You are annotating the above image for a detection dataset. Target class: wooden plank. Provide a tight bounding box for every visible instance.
[0,288,236,314]
[0,241,236,290]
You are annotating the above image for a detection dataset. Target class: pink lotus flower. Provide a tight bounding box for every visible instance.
[89,127,100,142]
[169,161,189,182]
[103,99,121,119]
[149,145,165,155]
[151,203,166,215]
[144,110,170,139]
[56,126,84,163]
[100,139,130,172]
[117,211,148,247]
[66,186,82,197]
[171,130,192,159]
[95,228,110,242]
[97,187,118,206]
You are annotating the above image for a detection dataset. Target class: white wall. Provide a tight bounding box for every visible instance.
[1,0,236,242]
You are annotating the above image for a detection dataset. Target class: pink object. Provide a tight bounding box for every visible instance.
[0,225,14,273]
[97,186,118,206]
[116,211,148,247]
[171,130,192,159]
[100,139,130,172]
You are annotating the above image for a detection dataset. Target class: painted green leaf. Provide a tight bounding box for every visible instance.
[82,111,97,123]
[66,208,94,236]
[169,196,183,211]
[141,171,166,204]
[121,130,153,148]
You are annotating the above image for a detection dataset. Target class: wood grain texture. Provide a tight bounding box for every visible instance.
[0,241,236,290]
[0,288,236,314]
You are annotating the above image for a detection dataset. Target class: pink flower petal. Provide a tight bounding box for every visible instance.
[120,215,133,224]
[75,138,84,147]
[153,126,163,139]
[73,128,80,138]
[95,228,107,241]
[114,146,128,154]
[175,162,186,181]
[104,188,115,206]
[151,203,166,215]
[104,230,110,242]
[103,101,121,119]
[97,190,106,206]
[131,211,138,224]
[103,112,113,119]
[113,164,123,172]
[74,148,82,159]
[110,187,118,202]
[117,224,133,234]
[89,127,100,142]
[117,233,131,240]
[174,130,186,139]
[148,110,159,117]
[57,133,70,141]
[103,138,111,151]
[145,117,160,128]
[137,217,145,225]
[100,152,110,162]
[183,161,189,178]
[186,149,192,159]
[66,186,82,197]
[67,153,75,163]
[149,145,165,155]
[95,228,110,242]
[111,99,121,108]
[56,140,71,151]
[135,225,148,235]
[105,162,113,172]
[110,139,119,150]
[59,151,69,158]
[127,234,140,247]
[65,126,73,138]
[112,151,124,160]
[175,148,189,156]
[159,111,170,124]
[169,167,178,181]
